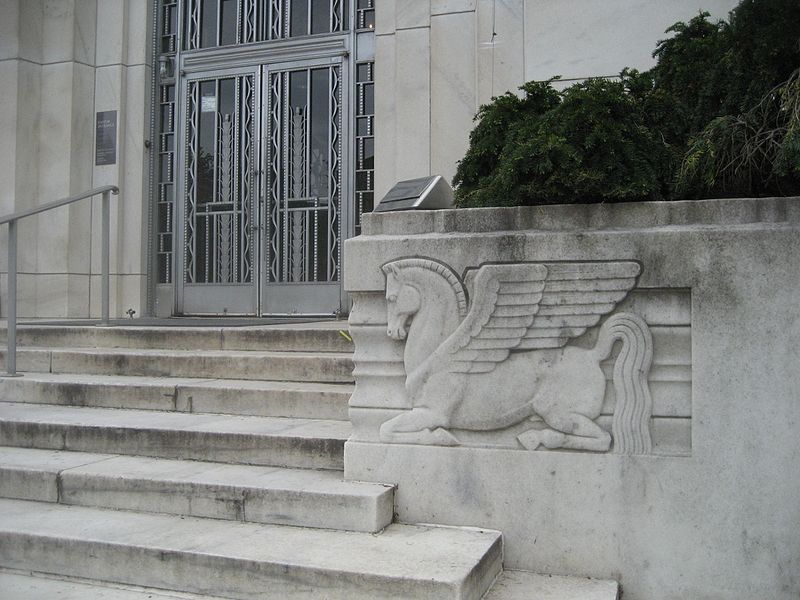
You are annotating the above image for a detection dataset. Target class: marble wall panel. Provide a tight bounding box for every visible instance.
[0,274,40,318]
[88,273,146,318]
[42,0,77,64]
[431,11,476,184]
[73,0,98,66]
[432,0,476,15]
[118,64,150,276]
[67,62,97,275]
[476,0,524,104]
[373,33,397,200]
[375,0,396,35]
[18,1,44,64]
[12,59,42,219]
[395,0,430,29]
[95,0,126,66]
[393,27,431,183]
[0,61,20,216]
[33,273,71,316]
[66,273,91,317]
[522,0,739,82]
[36,62,76,273]
[0,1,20,60]
[91,64,127,275]
[125,0,150,67]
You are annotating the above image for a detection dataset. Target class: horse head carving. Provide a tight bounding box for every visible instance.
[381,258,654,454]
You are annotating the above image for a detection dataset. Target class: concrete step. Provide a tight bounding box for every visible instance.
[0,322,354,353]
[484,570,619,599]
[0,569,235,600]
[0,347,354,383]
[0,447,394,532]
[0,373,352,420]
[0,498,502,600]
[0,403,349,470]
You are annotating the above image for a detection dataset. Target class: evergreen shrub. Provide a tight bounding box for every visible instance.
[453,0,800,206]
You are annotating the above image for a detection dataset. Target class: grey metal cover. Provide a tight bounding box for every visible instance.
[374,175,454,212]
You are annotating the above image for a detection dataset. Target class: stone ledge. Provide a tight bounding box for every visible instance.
[361,196,800,236]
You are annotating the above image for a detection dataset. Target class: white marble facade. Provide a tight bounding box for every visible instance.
[0,0,150,318]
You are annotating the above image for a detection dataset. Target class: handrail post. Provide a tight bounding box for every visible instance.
[6,219,18,376]
[101,189,110,325]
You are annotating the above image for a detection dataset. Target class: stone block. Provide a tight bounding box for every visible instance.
[395,0,430,29]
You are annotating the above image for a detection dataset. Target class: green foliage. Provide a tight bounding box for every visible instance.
[454,78,670,207]
[454,0,800,206]
[676,72,800,197]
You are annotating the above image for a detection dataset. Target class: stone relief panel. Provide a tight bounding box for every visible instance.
[348,257,692,457]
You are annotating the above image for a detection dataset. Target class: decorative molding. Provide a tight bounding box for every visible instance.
[180,36,349,74]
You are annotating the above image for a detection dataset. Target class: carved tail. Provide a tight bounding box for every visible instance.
[592,312,654,455]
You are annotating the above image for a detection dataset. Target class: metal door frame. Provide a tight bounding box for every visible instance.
[175,63,262,315]
[173,35,353,315]
[258,53,351,316]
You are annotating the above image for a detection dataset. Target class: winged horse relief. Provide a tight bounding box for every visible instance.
[381,258,655,455]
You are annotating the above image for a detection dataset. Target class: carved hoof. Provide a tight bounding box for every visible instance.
[540,429,567,449]
[517,428,566,450]
[517,430,544,450]
[429,428,459,446]
[379,426,460,446]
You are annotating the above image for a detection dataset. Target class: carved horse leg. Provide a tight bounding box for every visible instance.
[518,412,611,452]
[379,407,460,446]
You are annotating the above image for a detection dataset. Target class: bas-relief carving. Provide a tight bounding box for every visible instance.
[381,258,655,455]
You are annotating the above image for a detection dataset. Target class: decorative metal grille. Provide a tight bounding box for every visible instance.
[152,0,376,312]
[184,0,348,49]
[184,75,255,284]
[155,0,179,284]
[354,60,374,236]
[157,84,176,283]
[267,66,342,283]
[355,0,374,30]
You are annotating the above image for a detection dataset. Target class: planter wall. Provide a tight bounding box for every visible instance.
[343,197,800,600]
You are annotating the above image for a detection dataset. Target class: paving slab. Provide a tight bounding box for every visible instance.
[0,499,502,600]
[484,570,619,599]
[0,403,350,470]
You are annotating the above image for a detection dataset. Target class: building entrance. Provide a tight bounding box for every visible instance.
[153,1,375,316]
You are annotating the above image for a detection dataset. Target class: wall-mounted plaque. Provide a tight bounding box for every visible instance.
[95,111,117,166]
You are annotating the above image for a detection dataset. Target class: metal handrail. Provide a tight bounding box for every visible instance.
[1,185,120,376]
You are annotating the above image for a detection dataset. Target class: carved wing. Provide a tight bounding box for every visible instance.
[517,262,641,350]
[445,261,641,373]
[442,263,549,373]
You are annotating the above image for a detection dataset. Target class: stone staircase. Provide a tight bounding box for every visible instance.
[0,322,617,599]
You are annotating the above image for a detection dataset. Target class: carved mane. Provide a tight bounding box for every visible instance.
[382,258,468,318]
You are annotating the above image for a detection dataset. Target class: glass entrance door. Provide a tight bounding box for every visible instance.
[160,0,373,316]
[261,59,346,314]
[177,68,259,315]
